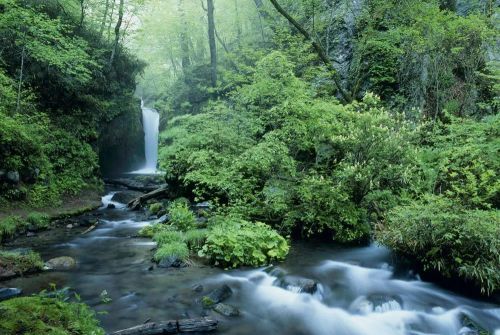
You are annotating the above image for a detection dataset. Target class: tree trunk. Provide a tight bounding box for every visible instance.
[110,318,217,335]
[128,185,171,210]
[16,46,25,112]
[207,0,217,87]
[107,0,117,42]
[178,0,191,72]
[109,0,124,65]
[99,0,110,37]
[79,0,85,27]
[267,0,352,103]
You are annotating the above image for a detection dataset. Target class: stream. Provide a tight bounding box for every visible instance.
[3,188,500,335]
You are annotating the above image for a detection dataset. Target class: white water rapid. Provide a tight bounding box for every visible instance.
[131,99,160,174]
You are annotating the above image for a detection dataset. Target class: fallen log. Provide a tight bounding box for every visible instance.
[127,185,170,210]
[110,318,218,335]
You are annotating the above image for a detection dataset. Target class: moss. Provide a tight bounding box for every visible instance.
[184,229,208,251]
[153,242,189,263]
[0,296,105,335]
[26,212,51,230]
[0,250,44,278]
[153,230,184,246]
[201,296,215,308]
[149,202,163,215]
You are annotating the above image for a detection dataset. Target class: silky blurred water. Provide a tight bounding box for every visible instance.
[4,191,499,334]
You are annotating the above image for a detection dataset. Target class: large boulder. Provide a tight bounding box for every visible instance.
[111,191,143,204]
[45,256,77,271]
[202,285,233,307]
[0,288,22,302]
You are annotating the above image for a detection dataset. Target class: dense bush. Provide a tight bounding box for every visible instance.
[378,196,499,295]
[0,296,104,335]
[199,216,289,268]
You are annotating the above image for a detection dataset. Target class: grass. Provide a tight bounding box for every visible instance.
[153,230,184,246]
[184,229,208,251]
[149,202,163,215]
[0,296,105,335]
[0,216,26,242]
[153,242,189,263]
[26,212,51,230]
[0,250,44,277]
[138,223,172,238]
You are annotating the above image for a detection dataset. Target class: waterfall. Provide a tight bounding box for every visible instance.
[132,100,160,174]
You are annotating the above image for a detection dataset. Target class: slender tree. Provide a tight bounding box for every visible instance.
[178,0,191,72]
[268,0,352,102]
[207,0,217,87]
[109,0,124,65]
[99,0,110,37]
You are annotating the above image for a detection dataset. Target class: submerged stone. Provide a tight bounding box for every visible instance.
[214,303,240,317]
[45,256,77,271]
[0,288,22,302]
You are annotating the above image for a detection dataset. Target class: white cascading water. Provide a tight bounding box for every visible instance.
[131,99,160,174]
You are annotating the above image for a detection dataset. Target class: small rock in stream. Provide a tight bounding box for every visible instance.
[107,203,116,209]
[0,288,22,302]
[45,256,77,271]
[213,303,240,317]
[192,284,204,293]
[66,224,73,229]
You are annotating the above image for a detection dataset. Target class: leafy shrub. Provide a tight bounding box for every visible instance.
[26,212,50,230]
[184,229,208,251]
[153,230,184,246]
[149,202,163,215]
[168,201,196,231]
[199,216,289,268]
[378,196,500,295]
[0,296,104,335]
[153,242,189,263]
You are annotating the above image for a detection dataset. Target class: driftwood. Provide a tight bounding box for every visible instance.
[127,185,170,210]
[110,318,218,335]
[81,222,98,235]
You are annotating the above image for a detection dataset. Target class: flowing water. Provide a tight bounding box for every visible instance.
[3,190,500,335]
[131,100,160,174]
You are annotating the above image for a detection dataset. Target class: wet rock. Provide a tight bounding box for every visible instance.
[458,327,479,335]
[158,256,187,268]
[195,201,212,209]
[6,171,20,184]
[202,285,233,307]
[0,267,16,280]
[111,191,143,204]
[0,288,22,301]
[192,284,204,293]
[26,231,36,237]
[276,275,318,294]
[66,224,73,229]
[213,303,239,317]
[45,256,77,271]
[107,203,116,209]
[157,214,170,224]
[460,315,488,335]
[368,294,403,312]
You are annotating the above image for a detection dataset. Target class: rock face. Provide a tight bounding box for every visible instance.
[111,191,144,204]
[6,170,20,184]
[0,288,22,302]
[45,256,77,271]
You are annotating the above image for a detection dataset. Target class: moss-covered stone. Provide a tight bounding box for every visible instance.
[0,296,105,335]
[0,250,44,280]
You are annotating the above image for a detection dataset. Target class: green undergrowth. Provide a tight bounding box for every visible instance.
[0,296,104,335]
[199,216,289,268]
[0,212,52,243]
[0,250,44,278]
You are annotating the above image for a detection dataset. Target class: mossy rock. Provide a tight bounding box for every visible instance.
[0,296,105,334]
[0,250,43,280]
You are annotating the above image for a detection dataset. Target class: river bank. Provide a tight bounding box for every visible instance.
[1,187,499,334]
